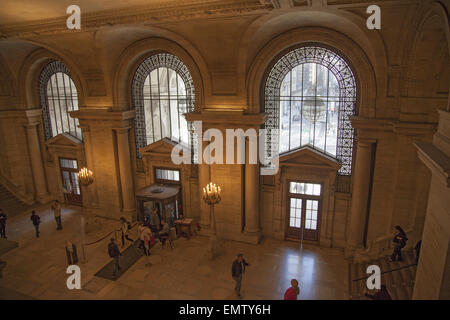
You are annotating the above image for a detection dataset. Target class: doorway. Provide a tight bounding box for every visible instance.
[59,158,82,206]
[286,181,322,241]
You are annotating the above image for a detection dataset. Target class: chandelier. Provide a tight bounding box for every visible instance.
[202,182,222,205]
[78,167,94,186]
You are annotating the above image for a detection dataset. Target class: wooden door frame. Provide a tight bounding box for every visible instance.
[59,157,82,206]
[285,179,323,242]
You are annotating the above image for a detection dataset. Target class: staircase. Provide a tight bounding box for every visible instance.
[349,249,417,300]
[0,183,34,217]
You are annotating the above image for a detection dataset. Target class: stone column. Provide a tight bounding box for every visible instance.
[24,123,49,203]
[244,136,261,242]
[244,139,260,233]
[347,139,375,248]
[245,162,260,232]
[79,125,99,209]
[198,139,211,229]
[115,127,136,217]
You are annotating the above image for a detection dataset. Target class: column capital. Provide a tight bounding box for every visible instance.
[355,138,377,146]
[113,126,131,134]
[78,125,90,132]
[23,122,40,129]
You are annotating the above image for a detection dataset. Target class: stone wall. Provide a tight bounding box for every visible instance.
[0,1,447,253]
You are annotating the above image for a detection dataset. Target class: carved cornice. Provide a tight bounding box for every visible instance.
[0,108,42,124]
[70,108,135,121]
[185,110,266,127]
[350,116,437,135]
[414,141,450,188]
[0,0,274,39]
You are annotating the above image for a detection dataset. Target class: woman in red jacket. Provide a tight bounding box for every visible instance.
[284,279,300,300]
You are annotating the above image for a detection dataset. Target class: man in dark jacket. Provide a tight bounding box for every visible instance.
[231,253,250,298]
[108,238,121,277]
[30,210,40,238]
[0,209,7,239]
[390,225,407,262]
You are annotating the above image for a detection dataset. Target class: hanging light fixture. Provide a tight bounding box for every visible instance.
[78,167,94,186]
[202,182,221,205]
[302,98,327,122]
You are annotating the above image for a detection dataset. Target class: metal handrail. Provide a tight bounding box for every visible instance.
[352,262,417,282]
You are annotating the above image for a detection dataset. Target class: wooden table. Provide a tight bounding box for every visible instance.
[175,219,193,239]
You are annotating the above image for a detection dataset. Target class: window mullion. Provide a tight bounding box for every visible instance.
[167,67,172,140]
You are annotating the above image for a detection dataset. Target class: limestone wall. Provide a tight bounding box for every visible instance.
[0,1,447,250]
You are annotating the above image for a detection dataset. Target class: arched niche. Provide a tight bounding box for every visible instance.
[246,27,377,118]
[403,2,449,110]
[18,47,86,110]
[112,37,206,111]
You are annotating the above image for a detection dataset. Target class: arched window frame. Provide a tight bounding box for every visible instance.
[264,45,357,176]
[39,60,81,141]
[132,52,195,158]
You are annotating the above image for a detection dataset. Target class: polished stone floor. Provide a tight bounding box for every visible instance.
[0,205,349,300]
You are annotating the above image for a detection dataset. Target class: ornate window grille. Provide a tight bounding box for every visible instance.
[39,61,81,141]
[264,45,357,176]
[132,53,196,160]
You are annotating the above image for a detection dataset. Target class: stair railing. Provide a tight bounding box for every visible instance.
[355,228,414,261]
[352,262,417,282]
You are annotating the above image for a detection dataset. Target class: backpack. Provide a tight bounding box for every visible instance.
[398,234,408,248]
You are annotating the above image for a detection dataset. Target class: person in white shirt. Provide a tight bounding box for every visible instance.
[51,200,62,230]
[119,217,133,247]
[158,219,170,245]
[140,225,153,256]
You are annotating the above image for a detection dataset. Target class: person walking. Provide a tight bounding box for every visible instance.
[141,225,152,256]
[30,210,41,238]
[108,238,122,277]
[390,225,408,262]
[149,208,160,234]
[65,240,79,265]
[284,279,300,300]
[0,209,7,239]
[51,200,62,230]
[158,219,170,245]
[231,253,250,298]
[120,217,133,247]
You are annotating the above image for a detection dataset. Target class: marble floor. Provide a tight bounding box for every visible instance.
[0,205,349,300]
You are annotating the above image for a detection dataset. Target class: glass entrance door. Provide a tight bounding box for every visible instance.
[286,182,322,241]
[60,158,82,206]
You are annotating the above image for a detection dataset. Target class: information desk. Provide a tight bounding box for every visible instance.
[136,184,181,226]
[175,218,193,239]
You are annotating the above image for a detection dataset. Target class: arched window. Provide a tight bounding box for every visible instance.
[132,53,195,157]
[264,45,357,175]
[39,61,81,140]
